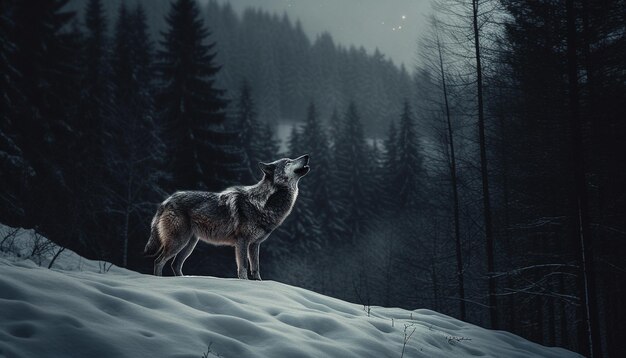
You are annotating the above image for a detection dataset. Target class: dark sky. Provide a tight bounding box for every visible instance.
[206,0,433,69]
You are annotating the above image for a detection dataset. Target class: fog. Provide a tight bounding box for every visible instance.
[206,0,433,68]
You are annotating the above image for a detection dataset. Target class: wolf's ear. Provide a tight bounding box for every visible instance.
[258,162,275,176]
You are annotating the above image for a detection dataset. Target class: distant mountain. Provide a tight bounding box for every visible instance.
[205,1,414,135]
[66,0,414,136]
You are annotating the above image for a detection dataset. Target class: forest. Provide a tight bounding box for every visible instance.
[0,0,624,357]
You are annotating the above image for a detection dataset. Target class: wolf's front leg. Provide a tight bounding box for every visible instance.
[248,242,261,280]
[235,241,249,279]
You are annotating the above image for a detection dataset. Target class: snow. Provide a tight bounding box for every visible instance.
[0,224,580,358]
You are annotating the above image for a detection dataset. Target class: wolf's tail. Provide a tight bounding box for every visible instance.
[144,205,164,257]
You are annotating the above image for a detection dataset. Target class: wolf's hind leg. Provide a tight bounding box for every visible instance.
[153,216,191,276]
[154,237,189,276]
[153,212,192,276]
[171,236,199,276]
[248,242,262,280]
[235,240,249,279]
[154,251,169,276]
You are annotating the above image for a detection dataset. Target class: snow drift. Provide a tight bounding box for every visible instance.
[0,225,580,358]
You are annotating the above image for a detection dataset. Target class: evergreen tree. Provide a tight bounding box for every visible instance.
[129,4,155,129]
[381,120,399,211]
[0,0,31,225]
[395,100,424,213]
[80,0,110,166]
[236,80,263,181]
[271,124,322,255]
[301,102,338,243]
[257,122,280,163]
[327,107,341,152]
[73,0,113,258]
[334,102,370,244]
[0,0,16,124]
[286,125,301,157]
[11,0,81,233]
[367,138,384,211]
[109,2,164,267]
[111,3,131,105]
[157,0,231,191]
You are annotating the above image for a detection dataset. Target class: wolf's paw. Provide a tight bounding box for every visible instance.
[251,271,262,281]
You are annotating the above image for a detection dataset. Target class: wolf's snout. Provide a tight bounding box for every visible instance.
[296,154,310,165]
[294,154,310,176]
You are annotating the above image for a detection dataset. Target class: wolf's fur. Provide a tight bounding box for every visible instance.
[144,155,310,279]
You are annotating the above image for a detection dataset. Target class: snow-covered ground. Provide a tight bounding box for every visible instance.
[0,225,580,358]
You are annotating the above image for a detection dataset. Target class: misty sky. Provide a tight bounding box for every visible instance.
[208,0,433,69]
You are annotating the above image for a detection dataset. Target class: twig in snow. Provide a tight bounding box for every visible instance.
[400,323,417,358]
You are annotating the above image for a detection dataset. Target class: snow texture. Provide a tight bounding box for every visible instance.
[0,224,580,358]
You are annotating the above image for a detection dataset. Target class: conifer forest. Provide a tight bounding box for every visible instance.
[0,0,624,356]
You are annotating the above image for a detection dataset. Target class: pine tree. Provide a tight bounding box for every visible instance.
[272,124,322,255]
[395,100,424,213]
[80,0,110,166]
[236,80,263,181]
[111,3,132,105]
[381,120,399,212]
[157,0,231,191]
[0,0,16,125]
[0,0,31,225]
[334,102,370,244]
[367,138,385,214]
[11,0,81,233]
[301,102,339,243]
[257,122,280,163]
[327,107,342,152]
[286,124,301,157]
[109,2,164,267]
[71,0,114,258]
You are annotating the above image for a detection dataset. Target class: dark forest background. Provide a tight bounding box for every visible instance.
[0,0,624,357]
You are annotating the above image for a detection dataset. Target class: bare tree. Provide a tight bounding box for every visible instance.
[469,0,497,328]
[565,0,600,355]
[430,0,500,328]
[419,15,467,321]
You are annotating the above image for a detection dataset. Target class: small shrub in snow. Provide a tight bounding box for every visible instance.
[1,227,62,267]
[0,227,20,252]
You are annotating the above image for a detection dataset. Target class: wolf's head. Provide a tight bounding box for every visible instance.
[259,155,310,186]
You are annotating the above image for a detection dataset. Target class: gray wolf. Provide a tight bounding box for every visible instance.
[144,155,310,279]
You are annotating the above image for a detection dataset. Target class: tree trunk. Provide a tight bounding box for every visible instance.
[497,89,514,333]
[548,272,556,346]
[122,171,133,268]
[559,275,570,348]
[535,294,544,344]
[123,206,129,267]
[435,25,466,321]
[565,0,601,356]
[471,0,497,328]
[384,238,394,307]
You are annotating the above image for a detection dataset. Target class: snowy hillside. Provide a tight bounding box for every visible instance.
[0,225,580,358]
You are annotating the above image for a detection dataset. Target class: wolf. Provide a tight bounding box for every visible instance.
[144,155,310,279]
